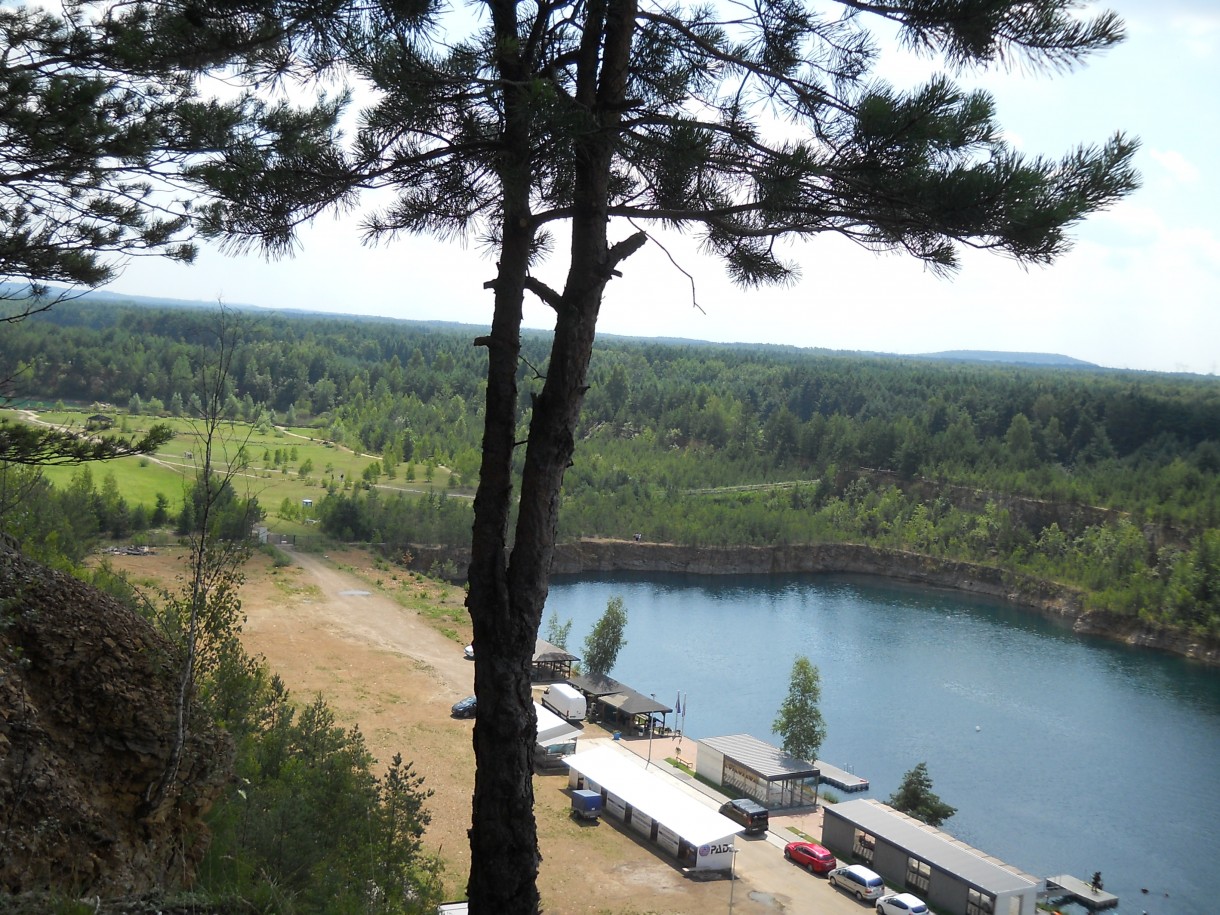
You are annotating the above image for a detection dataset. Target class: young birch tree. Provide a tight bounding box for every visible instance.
[581,595,629,678]
[143,310,263,819]
[773,655,827,763]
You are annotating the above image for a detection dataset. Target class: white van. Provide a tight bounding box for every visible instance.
[541,683,587,721]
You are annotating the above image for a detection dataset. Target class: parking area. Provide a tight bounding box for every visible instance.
[590,731,878,915]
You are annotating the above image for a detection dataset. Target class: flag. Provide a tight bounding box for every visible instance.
[674,693,682,716]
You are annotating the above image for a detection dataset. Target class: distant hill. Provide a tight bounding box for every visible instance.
[9,284,1101,370]
[911,350,1098,368]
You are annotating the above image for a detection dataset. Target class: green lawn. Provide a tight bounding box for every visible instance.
[3,407,465,519]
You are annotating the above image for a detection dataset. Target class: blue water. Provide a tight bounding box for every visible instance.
[544,573,1220,915]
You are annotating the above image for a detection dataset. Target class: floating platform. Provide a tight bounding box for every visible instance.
[815,760,869,793]
[1046,875,1119,910]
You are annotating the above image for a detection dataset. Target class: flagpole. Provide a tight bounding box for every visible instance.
[646,693,655,769]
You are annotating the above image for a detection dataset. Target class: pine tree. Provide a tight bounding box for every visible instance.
[14,2,1139,909]
[0,4,329,315]
[889,762,957,827]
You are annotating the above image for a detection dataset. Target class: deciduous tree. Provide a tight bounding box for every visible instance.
[773,655,826,763]
[581,595,628,678]
[544,609,573,651]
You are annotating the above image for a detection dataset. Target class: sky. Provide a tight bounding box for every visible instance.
[105,1,1220,376]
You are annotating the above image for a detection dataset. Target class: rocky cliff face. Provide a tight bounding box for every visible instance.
[552,540,1220,664]
[0,545,232,897]
[408,538,1219,664]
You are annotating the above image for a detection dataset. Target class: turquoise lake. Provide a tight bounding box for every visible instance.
[544,572,1220,915]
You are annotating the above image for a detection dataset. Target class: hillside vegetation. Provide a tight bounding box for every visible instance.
[3,299,1219,642]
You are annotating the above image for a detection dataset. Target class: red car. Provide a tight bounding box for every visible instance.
[783,841,837,874]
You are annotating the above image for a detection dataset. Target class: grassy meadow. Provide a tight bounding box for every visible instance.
[4,405,465,536]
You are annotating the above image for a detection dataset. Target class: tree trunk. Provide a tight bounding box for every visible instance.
[464,1,541,911]
[465,2,639,911]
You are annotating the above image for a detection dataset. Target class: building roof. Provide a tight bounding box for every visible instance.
[567,673,674,716]
[567,671,628,697]
[534,702,581,746]
[600,691,672,716]
[564,746,738,847]
[533,638,579,663]
[827,799,1041,895]
[699,734,819,781]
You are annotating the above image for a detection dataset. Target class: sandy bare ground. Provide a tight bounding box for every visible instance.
[105,547,857,914]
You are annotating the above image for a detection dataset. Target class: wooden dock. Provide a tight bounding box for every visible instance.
[1046,875,1119,910]
[815,759,869,793]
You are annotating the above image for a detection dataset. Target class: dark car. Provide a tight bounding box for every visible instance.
[784,840,837,874]
[450,695,477,718]
[718,798,769,835]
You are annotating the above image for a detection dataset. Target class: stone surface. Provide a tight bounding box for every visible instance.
[407,538,1219,664]
[0,545,232,896]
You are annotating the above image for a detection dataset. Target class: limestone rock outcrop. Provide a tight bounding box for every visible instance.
[0,545,232,896]
[407,538,1219,664]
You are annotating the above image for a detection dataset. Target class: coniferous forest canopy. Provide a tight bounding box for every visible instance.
[4,298,1220,639]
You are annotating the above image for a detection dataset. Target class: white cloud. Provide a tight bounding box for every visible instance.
[1169,13,1220,58]
[1148,149,1201,185]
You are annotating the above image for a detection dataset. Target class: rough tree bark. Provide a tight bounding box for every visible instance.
[465,1,643,911]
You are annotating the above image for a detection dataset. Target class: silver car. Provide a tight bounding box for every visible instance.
[828,864,885,902]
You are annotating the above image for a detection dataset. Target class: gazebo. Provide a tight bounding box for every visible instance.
[566,672,673,733]
[531,638,579,681]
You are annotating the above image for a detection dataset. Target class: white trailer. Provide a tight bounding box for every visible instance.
[565,746,738,875]
[541,682,587,721]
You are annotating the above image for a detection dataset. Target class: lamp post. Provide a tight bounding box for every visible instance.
[728,846,738,913]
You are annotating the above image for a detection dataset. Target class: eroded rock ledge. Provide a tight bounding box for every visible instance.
[410,539,1220,665]
[0,545,233,897]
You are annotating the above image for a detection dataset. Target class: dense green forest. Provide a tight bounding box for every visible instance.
[3,299,1219,639]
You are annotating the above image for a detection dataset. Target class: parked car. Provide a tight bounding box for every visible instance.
[783,841,836,874]
[450,695,477,718]
[717,798,769,835]
[464,644,475,660]
[877,892,929,915]
[827,864,886,902]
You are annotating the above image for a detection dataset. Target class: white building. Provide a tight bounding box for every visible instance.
[533,702,581,768]
[564,746,739,874]
[696,733,819,808]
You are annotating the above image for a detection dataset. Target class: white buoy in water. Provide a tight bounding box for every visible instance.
[975,725,981,731]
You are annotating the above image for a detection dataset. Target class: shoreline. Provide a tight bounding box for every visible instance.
[406,538,1220,666]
